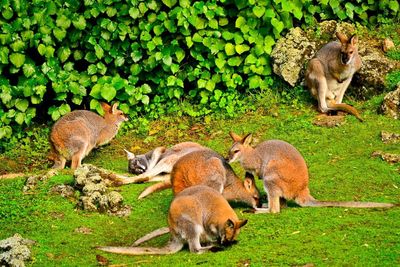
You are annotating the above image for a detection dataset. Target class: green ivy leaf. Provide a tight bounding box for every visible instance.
[227,56,242,66]
[15,112,25,125]
[271,18,284,34]
[235,16,246,28]
[22,64,35,77]
[215,58,226,69]
[389,0,399,12]
[0,46,9,64]
[53,26,66,42]
[225,43,235,56]
[15,99,29,112]
[235,44,250,55]
[101,85,116,102]
[9,53,25,68]
[73,15,86,30]
[253,6,265,18]
[162,0,177,8]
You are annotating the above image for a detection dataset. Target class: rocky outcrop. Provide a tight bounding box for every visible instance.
[0,234,35,267]
[74,164,131,217]
[271,21,400,99]
[381,85,400,119]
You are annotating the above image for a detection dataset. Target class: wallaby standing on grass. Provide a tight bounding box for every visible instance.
[49,102,128,169]
[97,185,248,255]
[137,150,260,209]
[305,32,363,121]
[122,142,206,183]
[228,132,396,213]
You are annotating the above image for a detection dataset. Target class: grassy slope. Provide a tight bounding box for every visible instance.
[1,97,399,267]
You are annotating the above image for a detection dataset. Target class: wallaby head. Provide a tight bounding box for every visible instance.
[124,149,148,174]
[219,218,248,246]
[101,102,128,125]
[336,32,358,65]
[228,132,253,164]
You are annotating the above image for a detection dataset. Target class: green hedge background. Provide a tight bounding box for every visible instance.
[0,0,399,140]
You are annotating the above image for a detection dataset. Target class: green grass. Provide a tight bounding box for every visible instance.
[1,95,400,266]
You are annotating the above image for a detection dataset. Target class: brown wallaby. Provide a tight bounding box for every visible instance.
[137,150,260,209]
[305,32,363,121]
[49,102,128,169]
[97,185,248,254]
[228,132,396,213]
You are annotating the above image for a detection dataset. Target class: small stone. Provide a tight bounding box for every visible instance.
[383,38,395,52]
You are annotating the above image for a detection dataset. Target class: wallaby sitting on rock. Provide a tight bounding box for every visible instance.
[97,185,248,255]
[49,102,128,169]
[137,150,260,209]
[305,32,363,121]
[228,132,396,213]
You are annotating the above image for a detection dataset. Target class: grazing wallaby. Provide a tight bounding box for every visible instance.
[137,150,260,209]
[97,185,248,255]
[49,102,128,169]
[122,142,206,184]
[228,132,396,213]
[305,32,363,121]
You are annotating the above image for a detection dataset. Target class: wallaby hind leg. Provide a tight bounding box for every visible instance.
[255,178,281,213]
[71,142,88,169]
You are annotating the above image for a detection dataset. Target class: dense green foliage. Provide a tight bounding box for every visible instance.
[1,96,399,266]
[0,0,399,140]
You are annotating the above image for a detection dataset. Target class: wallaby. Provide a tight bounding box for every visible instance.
[228,132,396,213]
[97,185,248,255]
[137,150,260,209]
[305,32,363,121]
[49,102,127,169]
[122,142,206,184]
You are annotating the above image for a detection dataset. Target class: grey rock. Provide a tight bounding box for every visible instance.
[0,234,35,267]
[381,85,400,119]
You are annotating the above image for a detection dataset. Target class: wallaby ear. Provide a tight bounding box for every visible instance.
[243,178,253,190]
[225,219,235,229]
[124,149,135,160]
[229,131,242,142]
[237,219,248,229]
[349,34,358,45]
[336,32,348,44]
[111,102,119,114]
[242,133,252,146]
[100,102,111,113]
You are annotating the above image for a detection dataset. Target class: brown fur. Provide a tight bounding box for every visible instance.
[138,150,260,208]
[97,185,247,255]
[228,132,396,213]
[49,102,127,169]
[305,32,363,121]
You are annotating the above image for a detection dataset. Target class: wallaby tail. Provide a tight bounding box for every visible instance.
[302,200,396,208]
[132,227,170,246]
[138,180,172,199]
[327,101,363,122]
[97,240,183,255]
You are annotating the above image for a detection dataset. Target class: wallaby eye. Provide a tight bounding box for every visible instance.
[234,150,240,154]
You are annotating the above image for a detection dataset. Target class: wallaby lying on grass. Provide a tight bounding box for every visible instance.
[138,150,260,208]
[122,142,205,184]
[305,32,363,121]
[228,132,396,213]
[49,102,127,169]
[97,185,248,255]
